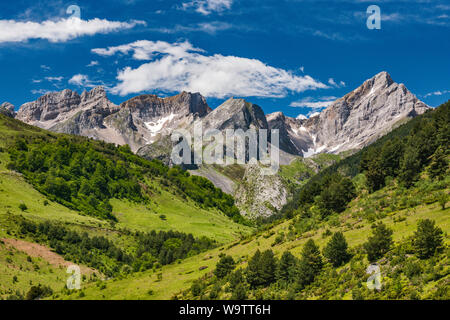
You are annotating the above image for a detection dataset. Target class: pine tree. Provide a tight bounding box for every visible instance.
[428,147,448,180]
[276,251,297,282]
[259,249,277,286]
[246,250,263,287]
[214,255,236,279]
[398,147,421,188]
[363,222,393,262]
[297,239,323,289]
[323,232,350,267]
[413,219,444,259]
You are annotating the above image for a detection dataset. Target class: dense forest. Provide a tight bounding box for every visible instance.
[6,133,245,223]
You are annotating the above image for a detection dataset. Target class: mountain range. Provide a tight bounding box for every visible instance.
[6,71,430,218]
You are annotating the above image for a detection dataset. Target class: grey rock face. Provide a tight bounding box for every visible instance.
[16,87,118,132]
[0,102,16,117]
[16,88,211,152]
[268,71,430,157]
[13,71,431,219]
[266,111,312,155]
[235,163,288,219]
[117,91,211,151]
[200,98,268,132]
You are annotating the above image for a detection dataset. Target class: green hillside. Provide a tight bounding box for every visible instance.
[0,101,448,300]
[55,101,449,300]
[0,114,252,299]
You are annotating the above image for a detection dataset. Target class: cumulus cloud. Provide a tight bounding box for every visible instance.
[182,0,233,15]
[0,18,145,43]
[290,96,337,109]
[68,74,98,88]
[92,40,329,98]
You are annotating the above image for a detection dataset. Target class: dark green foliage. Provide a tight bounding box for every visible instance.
[360,101,449,191]
[259,249,277,285]
[214,255,236,279]
[190,281,204,297]
[17,217,215,277]
[189,282,203,297]
[231,283,247,300]
[283,101,449,220]
[276,251,297,283]
[188,221,448,300]
[428,147,448,180]
[412,219,444,259]
[25,284,53,300]
[8,136,146,220]
[364,222,393,262]
[246,249,262,288]
[323,232,350,267]
[296,239,323,289]
[246,249,277,288]
[229,269,244,290]
[18,203,27,211]
[7,134,245,223]
[283,172,356,219]
[317,174,356,217]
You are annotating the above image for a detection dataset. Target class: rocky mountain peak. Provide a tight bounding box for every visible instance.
[266,111,286,122]
[0,102,16,117]
[299,72,430,156]
[80,86,108,102]
[120,91,210,119]
[202,98,268,131]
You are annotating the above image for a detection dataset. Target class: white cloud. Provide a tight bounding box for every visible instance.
[68,74,98,88]
[182,0,233,15]
[87,61,99,67]
[328,78,338,86]
[290,96,337,109]
[423,90,450,98]
[31,89,53,95]
[92,40,329,98]
[152,22,232,35]
[40,65,51,71]
[0,18,144,43]
[45,76,64,82]
[328,78,346,88]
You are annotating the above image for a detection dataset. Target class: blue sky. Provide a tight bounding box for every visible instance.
[0,0,449,118]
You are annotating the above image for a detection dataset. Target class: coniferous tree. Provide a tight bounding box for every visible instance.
[363,222,393,262]
[214,255,236,279]
[412,219,444,259]
[428,147,448,180]
[323,232,350,267]
[398,147,421,188]
[246,250,263,288]
[276,251,297,283]
[297,239,323,289]
[259,249,277,286]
